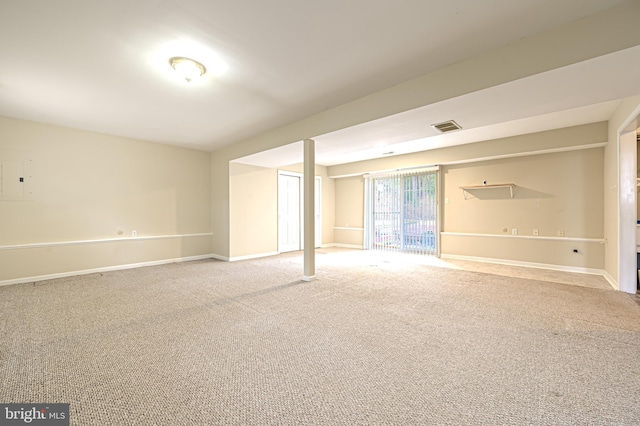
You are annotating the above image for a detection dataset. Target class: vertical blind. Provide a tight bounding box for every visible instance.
[364,168,439,256]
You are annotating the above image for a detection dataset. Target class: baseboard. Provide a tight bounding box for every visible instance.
[440,254,605,276]
[218,247,361,262]
[210,253,230,262]
[0,254,217,287]
[602,270,619,291]
[228,251,279,262]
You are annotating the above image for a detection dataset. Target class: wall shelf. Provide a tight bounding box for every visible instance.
[460,183,516,199]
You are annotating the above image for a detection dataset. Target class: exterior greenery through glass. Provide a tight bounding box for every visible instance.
[367,170,438,255]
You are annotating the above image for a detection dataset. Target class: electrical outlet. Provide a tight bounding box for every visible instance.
[533,229,539,236]
[558,229,564,237]
[512,228,518,235]
[132,230,137,237]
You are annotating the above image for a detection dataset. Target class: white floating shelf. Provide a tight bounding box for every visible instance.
[460,183,516,199]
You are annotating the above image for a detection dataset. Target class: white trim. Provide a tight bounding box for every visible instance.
[302,275,316,282]
[277,170,303,178]
[616,102,640,294]
[210,253,230,262]
[603,270,619,291]
[315,176,322,248]
[0,254,215,287]
[327,171,367,179]
[0,233,213,251]
[229,251,279,262]
[440,253,606,277]
[277,170,304,253]
[363,165,440,178]
[441,232,605,243]
[333,227,364,231]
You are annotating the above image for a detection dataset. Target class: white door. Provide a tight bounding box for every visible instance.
[278,172,302,252]
[315,176,322,248]
[278,172,322,252]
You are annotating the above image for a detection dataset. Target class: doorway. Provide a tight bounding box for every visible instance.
[364,168,439,255]
[278,171,321,253]
[619,124,639,294]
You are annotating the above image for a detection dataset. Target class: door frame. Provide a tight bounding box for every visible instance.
[277,171,322,253]
[617,107,640,294]
[364,167,440,255]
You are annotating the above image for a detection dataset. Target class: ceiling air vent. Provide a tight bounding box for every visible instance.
[431,120,462,133]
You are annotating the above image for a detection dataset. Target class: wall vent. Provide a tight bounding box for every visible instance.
[431,120,462,133]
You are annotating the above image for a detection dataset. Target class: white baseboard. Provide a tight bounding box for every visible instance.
[217,247,360,262]
[0,254,216,287]
[228,251,279,262]
[602,270,619,291]
[210,253,230,262]
[440,253,606,276]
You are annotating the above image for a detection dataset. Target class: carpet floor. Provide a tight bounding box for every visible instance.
[1,248,639,425]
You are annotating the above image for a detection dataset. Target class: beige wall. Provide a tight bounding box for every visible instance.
[227,162,335,259]
[211,153,230,257]
[331,124,607,270]
[333,176,365,247]
[0,116,212,282]
[442,149,604,269]
[442,150,603,238]
[229,163,278,258]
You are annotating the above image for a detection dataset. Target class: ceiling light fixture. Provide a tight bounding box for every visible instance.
[169,57,206,82]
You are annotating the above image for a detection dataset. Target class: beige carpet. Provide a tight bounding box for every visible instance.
[1,248,639,425]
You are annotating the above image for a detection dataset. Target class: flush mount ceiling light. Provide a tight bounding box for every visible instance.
[169,57,206,82]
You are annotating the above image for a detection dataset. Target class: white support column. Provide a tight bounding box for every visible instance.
[303,138,316,282]
[619,130,637,294]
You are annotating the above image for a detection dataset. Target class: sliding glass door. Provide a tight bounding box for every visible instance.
[365,169,438,255]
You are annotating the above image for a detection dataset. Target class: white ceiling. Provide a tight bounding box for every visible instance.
[0,0,637,166]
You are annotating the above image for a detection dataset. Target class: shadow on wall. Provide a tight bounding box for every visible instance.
[462,186,553,200]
